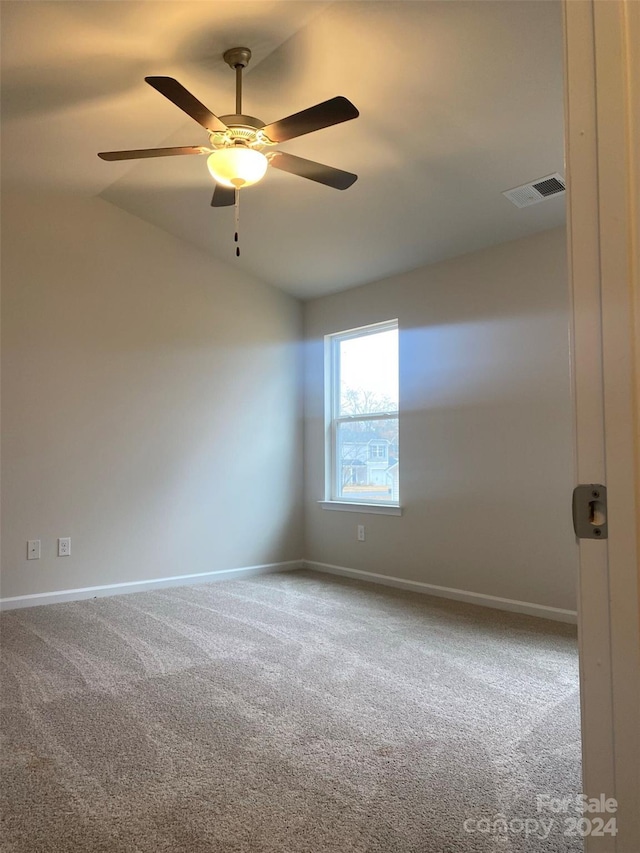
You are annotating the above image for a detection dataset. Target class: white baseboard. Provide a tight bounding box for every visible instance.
[0,560,303,612]
[303,560,578,624]
[1,559,577,624]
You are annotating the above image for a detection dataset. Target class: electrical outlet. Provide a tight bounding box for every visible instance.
[27,540,41,560]
[357,525,365,542]
[58,537,71,557]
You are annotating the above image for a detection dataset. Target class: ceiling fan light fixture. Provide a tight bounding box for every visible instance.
[206,147,268,189]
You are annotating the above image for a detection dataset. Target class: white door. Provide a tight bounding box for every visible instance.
[564,2,640,850]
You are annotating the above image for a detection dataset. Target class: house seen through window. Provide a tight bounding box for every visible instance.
[326,320,399,505]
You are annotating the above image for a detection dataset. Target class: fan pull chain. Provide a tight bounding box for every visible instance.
[234,190,240,257]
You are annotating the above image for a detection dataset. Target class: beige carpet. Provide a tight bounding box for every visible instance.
[0,569,582,852]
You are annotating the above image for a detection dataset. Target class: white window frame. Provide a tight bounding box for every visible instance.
[322,320,400,513]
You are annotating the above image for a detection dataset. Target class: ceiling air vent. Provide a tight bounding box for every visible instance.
[502,173,566,208]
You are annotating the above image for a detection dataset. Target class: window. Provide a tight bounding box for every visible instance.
[325,320,399,506]
[369,443,388,460]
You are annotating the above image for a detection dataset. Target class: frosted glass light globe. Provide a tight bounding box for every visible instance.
[207,148,268,189]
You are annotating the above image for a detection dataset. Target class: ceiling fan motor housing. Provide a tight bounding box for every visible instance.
[209,115,275,152]
[209,115,273,150]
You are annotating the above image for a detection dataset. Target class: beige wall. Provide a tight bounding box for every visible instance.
[1,192,303,599]
[304,226,578,611]
[1,203,577,611]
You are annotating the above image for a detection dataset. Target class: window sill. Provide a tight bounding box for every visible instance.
[318,501,403,516]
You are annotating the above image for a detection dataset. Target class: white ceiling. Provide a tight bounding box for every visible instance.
[1,1,565,299]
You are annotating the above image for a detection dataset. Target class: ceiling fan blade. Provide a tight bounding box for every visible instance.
[261,96,359,143]
[268,152,357,190]
[98,146,207,161]
[145,76,228,134]
[211,184,236,207]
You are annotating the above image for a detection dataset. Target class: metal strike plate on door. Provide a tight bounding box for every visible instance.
[572,484,608,539]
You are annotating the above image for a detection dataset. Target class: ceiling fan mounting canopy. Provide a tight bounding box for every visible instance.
[223,46,252,70]
[97,45,360,208]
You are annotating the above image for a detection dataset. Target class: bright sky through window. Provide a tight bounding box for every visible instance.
[339,329,399,414]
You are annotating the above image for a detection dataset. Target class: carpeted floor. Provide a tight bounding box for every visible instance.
[0,569,582,852]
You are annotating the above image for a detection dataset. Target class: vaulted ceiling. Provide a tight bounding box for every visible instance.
[1,1,565,299]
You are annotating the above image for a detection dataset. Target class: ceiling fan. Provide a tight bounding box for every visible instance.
[98,47,360,209]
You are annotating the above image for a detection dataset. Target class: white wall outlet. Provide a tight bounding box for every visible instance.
[357,524,365,542]
[27,540,41,560]
[58,537,71,557]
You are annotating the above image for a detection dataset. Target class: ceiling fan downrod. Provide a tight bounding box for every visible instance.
[223,47,252,116]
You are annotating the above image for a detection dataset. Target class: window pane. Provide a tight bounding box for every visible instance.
[336,418,399,502]
[339,329,398,416]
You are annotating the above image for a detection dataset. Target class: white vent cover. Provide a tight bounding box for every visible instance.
[502,173,566,208]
